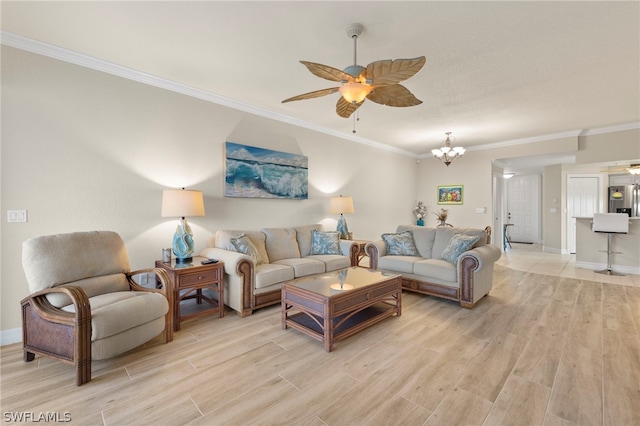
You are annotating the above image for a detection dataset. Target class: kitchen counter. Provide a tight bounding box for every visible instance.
[574,216,640,274]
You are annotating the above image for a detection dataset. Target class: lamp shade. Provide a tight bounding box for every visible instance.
[329,196,354,214]
[161,189,205,218]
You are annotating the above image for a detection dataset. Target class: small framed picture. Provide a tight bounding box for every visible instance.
[437,185,463,205]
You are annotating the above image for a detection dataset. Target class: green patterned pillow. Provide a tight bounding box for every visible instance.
[310,230,342,255]
[382,231,420,256]
[230,233,265,265]
[441,234,480,264]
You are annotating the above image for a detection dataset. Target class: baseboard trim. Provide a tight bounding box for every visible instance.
[1,328,22,346]
[574,261,640,276]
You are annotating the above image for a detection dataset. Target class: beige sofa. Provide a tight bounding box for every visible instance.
[366,225,501,308]
[200,224,359,316]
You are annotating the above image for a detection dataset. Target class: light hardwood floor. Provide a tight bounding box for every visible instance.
[1,244,639,425]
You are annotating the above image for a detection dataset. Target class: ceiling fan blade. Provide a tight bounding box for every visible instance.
[366,84,422,107]
[282,87,340,103]
[366,56,426,86]
[300,61,354,82]
[336,96,363,118]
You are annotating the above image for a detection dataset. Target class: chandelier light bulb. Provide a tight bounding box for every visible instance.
[432,132,465,167]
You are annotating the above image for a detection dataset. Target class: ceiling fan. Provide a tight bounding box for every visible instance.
[282,23,426,119]
[600,163,640,175]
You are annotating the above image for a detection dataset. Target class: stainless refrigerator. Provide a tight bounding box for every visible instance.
[608,184,639,217]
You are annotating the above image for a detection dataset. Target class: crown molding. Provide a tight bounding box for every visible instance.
[578,122,640,136]
[3,31,637,160]
[1,31,416,158]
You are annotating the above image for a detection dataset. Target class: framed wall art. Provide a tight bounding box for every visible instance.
[437,185,463,205]
[224,142,308,199]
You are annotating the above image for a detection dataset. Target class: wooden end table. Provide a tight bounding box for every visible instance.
[155,256,224,331]
[351,239,369,267]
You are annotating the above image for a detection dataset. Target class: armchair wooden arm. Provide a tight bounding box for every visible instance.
[21,285,92,385]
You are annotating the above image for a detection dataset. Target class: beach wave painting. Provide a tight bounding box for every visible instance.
[225,142,308,199]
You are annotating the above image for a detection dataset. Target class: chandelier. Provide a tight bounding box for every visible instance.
[432,132,465,166]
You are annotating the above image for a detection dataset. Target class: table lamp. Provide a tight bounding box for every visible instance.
[161,188,205,263]
[329,195,354,240]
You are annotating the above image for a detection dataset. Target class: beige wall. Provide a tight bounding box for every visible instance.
[1,46,418,334]
[542,164,563,252]
[577,128,640,165]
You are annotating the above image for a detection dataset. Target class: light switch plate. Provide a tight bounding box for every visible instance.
[7,210,28,223]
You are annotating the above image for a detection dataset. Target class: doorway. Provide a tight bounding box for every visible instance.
[506,174,541,244]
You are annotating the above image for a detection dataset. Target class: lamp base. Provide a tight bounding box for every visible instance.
[337,214,350,240]
[172,218,195,263]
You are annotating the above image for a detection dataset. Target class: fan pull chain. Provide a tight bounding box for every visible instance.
[352,110,360,133]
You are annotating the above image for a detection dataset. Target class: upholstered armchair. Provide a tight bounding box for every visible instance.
[21,231,173,385]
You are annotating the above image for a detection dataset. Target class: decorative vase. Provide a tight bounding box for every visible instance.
[417,218,424,226]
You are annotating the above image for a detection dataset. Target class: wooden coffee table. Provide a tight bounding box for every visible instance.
[281,267,401,351]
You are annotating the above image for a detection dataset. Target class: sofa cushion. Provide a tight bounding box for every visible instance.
[229,233,266,265]
[441,234,481,264]
[397,225,437,258]
[216,230,269,264]
[295,224,322,256]
[382,231,420,256]
[273,258,325,278]
[263,227,300,262]
[379,255,422,274]
[413,258,458,282]
[306,254,350,272]
[46,273,131,308]
[254,264,295,289]
[22,231,131,294]
[310,230,342,255]
[432,227,487,259]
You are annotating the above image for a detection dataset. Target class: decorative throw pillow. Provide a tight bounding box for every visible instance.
[441,234,480,264]
[310,230,342,255]
[230,233,264,265]
[382,231,420,256]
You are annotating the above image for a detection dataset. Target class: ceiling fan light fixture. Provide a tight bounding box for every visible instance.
[339,82,372,103]
[626,166,640,175]
[432,132,465,167]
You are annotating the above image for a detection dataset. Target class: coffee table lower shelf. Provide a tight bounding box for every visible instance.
[285,302,398,350]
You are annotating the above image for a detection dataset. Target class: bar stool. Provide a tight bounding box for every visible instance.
[592,213,629,276]
[503,223,514,250]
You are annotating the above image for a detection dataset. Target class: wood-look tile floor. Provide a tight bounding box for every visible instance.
[1,244,639,425]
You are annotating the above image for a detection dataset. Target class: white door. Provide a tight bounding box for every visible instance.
[566,175,601,254]
[507,174,540,244]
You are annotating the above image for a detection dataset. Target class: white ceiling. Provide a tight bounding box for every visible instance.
[2,1,639,170]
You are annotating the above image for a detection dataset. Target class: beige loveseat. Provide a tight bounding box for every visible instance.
[366,225,501,308]
[200,224,359,316]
